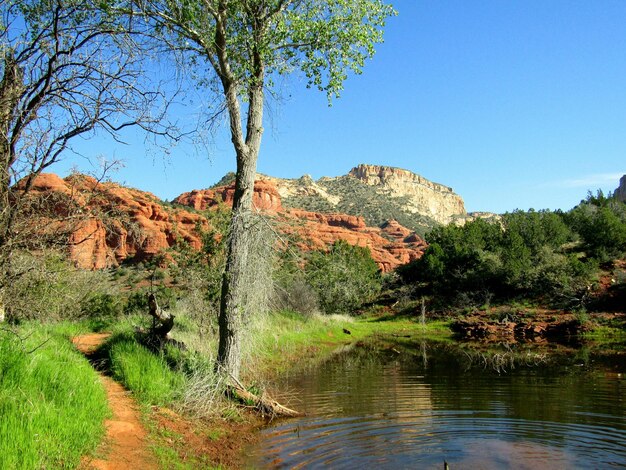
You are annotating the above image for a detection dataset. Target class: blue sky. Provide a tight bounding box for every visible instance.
[60,0,626,214]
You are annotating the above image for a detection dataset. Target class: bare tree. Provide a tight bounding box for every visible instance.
[129,0,396,380]
[0,0,173,321]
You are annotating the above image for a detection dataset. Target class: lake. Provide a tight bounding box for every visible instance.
[250,339,626,469]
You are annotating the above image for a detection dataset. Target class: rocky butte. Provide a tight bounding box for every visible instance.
[347,164,466,225]
[257,164,496,234]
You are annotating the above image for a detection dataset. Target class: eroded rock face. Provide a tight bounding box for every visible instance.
[22,173,426,272]
[174,180,427,272]
[615,175,626,202]
[174,180,283,212]
[348,164,466,225]
[280,210,426,271]
[23,174,209,269]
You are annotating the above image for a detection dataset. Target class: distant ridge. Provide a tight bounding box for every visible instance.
[258,164,476,235]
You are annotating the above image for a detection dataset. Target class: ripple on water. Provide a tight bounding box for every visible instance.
[259,412,626,469]
[253,343,626,469]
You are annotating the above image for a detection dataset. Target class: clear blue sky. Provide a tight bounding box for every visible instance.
[60,0,626,214]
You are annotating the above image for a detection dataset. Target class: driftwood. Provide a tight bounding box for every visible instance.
[225,373,302,419]
[136,293,186,351]
[148,292,174,337]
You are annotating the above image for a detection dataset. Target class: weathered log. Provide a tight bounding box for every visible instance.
[148,292,174,338]
[226,374,302,418]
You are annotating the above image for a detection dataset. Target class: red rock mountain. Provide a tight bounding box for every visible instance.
[173,182,427,271]
[23,173,426,271]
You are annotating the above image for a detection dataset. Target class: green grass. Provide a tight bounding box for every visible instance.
[0,326,108,469]
[105,333,185,406]
[248,310,452,377]
[581,324,626,342]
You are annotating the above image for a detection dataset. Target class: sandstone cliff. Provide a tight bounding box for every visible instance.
[258,164,474,234]
[348,164,466,225]
[615,175,626,202]
[23,173,426,272]
[23,173,210,269]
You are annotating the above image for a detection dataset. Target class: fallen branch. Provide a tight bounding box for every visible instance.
[225,372,302,419]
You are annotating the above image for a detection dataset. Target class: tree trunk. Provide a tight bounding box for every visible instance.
[0,52,22,324]
[216,146,259,380]
[213,6,266,380]
[215,85,264,378]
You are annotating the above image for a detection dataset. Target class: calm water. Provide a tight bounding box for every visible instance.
[251,340,626,469]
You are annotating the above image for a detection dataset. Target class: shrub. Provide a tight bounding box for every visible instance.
[273,277,320,316]
[304,240,382,314]
[398,210,594,307]
[567,196,626,262]
[82,292,124,318]
[5,250,112,323]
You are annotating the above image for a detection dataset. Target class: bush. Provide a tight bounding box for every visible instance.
[567,194,626,261]
[398,210,593,307]
[273,277,320,316]
[82,292,124,318]
[5,250,113,323]
[304,240,382,314]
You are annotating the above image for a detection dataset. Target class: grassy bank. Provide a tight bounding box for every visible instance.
[0,324,108,469]
[248,310,452,377]
[83,309,450,468]
[95,309,452,409]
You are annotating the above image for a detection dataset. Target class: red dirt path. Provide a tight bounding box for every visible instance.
[72,333,157,470]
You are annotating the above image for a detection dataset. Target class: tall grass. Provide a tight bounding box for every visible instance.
[106,333,185,406]
[0,327,108,469]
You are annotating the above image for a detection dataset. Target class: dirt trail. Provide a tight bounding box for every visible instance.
[72,333,157,470]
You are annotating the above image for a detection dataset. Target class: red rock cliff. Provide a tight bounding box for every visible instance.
[22,173,209,269]
[22,174,425,272]
[174,180,426,271]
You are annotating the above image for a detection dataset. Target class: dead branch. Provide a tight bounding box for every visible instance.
[225,370,302,419]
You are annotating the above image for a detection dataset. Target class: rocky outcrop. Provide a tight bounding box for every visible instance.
[22,173,426,272]
[615,175,626,202]
[451,315,586,344]
[174,179,427,272]
[280,210,426,271]
[348,164,466,225]
[22,173,209,269]
[174,180,283,212]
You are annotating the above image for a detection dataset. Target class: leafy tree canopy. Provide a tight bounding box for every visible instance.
[130,0,396,101]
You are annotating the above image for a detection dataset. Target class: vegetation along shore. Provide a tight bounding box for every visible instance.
[1,0,625,468]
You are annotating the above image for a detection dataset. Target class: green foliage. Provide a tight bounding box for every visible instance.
[82,292,124,318]
[304,240,382,314]
[399,211,591,308]
[138,0,396,101]
[566,192,626,261]
[107,333,185,406]
[124,286,178,315]
[0,327,108,469]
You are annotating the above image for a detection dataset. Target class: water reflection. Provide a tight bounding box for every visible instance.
[252,340,626,469]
